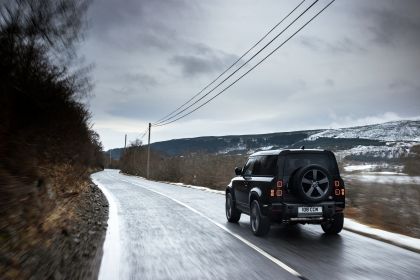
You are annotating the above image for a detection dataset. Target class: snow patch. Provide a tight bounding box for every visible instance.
[259,145,274,151]
[343,174,420,184]
[343,165,405,174]
[344,165,376,172]
[217,143,247,154]
[344,218,420,253]
[335,142,413,161]
[307,120,420,142]
[169,182,225,195]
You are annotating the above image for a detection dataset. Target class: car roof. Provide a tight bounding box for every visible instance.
[250,149,329,157]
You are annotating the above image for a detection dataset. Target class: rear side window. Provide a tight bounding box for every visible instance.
[243,157,256,176]
[253,155,277,176]
[284,153,337,175]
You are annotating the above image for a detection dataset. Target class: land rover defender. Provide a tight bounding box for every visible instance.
[225,149,345,236]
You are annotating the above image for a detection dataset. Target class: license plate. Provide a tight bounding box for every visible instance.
[298,206,323,216]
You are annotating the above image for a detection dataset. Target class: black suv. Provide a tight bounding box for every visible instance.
[225,149,345,236]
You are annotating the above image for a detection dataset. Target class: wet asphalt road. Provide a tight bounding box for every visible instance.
[92,170,420,280]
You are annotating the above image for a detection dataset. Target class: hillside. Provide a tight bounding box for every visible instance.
[147,120,419,159]
[108,120,420,174]
[307,120,420,142]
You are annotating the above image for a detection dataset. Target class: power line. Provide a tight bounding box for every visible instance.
[140,129,148,139]
[138,127,148,141]
[154,0,336,127]
[153,0,319,126]
[153,0,307,125]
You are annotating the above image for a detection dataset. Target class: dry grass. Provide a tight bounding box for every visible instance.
[0,163,101,279]
[345,177,420,238]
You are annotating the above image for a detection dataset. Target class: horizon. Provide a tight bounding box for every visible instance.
[105,118,420,150]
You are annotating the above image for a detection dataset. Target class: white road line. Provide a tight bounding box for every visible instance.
[116,175,305,280]
[93,178,122,280]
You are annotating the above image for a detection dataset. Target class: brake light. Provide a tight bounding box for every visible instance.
[276,180,283,197]
[334,180,345,196]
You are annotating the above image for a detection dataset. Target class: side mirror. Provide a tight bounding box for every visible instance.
[234,167,242,176]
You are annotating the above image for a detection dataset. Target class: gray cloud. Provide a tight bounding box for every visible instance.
[170,54,236,77]
[325,79,334,87]
[124,73,158,89]
[355,1,420,48]
[170,43,239,77]
[299,36,365,54]
[369,10,420,47]
[88,0,192,34]
[107,102,155,119]
[87,0,200,54]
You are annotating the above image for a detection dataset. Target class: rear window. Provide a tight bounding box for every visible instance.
[284,153,337,175]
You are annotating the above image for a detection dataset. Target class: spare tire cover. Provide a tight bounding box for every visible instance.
[293,164,331,202]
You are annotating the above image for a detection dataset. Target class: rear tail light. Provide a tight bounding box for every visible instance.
[270,180,284,197]
[276,180,283,197]
[334,180,345,196]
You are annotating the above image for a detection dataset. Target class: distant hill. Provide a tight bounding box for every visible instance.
[107,120,420,162]
[105,148,125,160]
[307,120,420,142]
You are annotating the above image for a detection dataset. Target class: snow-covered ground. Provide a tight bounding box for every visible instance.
[170,182,225,195]
[307,120,420,142]
[218,143,247,154]
[334,142,414,161]
[344,174,420,185]
[344,164,378,172]
[342,164,420,184]
[344,219,420,253]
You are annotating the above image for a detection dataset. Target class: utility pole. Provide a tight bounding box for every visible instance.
[124,134,127,151]
[147,123,151,179]
[109,150,112,167]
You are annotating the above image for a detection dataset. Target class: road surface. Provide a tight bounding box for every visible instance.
[92,170,420,280]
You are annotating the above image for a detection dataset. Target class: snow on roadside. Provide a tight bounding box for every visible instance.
[344,165,377,172]
[168,182,225,195]
[344,218,420,253]
[343,174,420,185]
[167,181,420,253]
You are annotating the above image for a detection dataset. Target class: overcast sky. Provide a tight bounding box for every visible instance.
[80,0,420,150]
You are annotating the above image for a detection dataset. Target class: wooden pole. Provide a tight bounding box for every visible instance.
[147,123,151,179]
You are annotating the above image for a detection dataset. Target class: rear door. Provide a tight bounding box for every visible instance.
[249,155,277,201]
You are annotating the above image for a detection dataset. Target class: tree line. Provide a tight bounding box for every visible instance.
[119,141,246,189]
[0,1,104,277]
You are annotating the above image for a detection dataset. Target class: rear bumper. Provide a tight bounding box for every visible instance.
[264,201,345,223]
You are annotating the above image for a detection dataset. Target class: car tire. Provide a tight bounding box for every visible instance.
[226,192,241,223]
[250,200,270,236]
[321,213,344,234]
[293,164,332,203]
